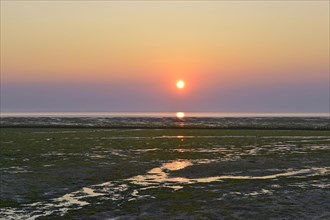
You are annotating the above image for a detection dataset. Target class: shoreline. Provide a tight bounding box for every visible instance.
[1,125,329,130]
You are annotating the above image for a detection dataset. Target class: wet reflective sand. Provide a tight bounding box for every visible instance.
[0,117,329,219]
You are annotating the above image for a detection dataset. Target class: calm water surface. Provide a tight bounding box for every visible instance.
[1,112,329,118]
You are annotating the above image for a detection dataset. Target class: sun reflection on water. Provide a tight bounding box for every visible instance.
[162,160,193,171]
[176,112,185,118]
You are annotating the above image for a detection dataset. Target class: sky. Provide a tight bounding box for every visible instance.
[1,1,329,113]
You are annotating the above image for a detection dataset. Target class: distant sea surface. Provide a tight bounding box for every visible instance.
[1,112,329,117]
[0,112,329,130]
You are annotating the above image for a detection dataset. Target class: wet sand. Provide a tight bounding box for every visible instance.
[0,117,329,219]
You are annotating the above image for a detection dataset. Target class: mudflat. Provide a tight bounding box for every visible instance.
[0,117,329,219]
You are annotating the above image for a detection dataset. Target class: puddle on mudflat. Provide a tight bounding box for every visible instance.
[1,158,329,219]
[1,122,329,219]
[162,160,193,171]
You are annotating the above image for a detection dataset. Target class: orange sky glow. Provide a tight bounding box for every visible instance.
[1,1,329,112]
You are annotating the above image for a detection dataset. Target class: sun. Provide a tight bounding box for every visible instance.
[176,80,185,89]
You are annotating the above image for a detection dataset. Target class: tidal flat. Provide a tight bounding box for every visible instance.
[0,117,329,219]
